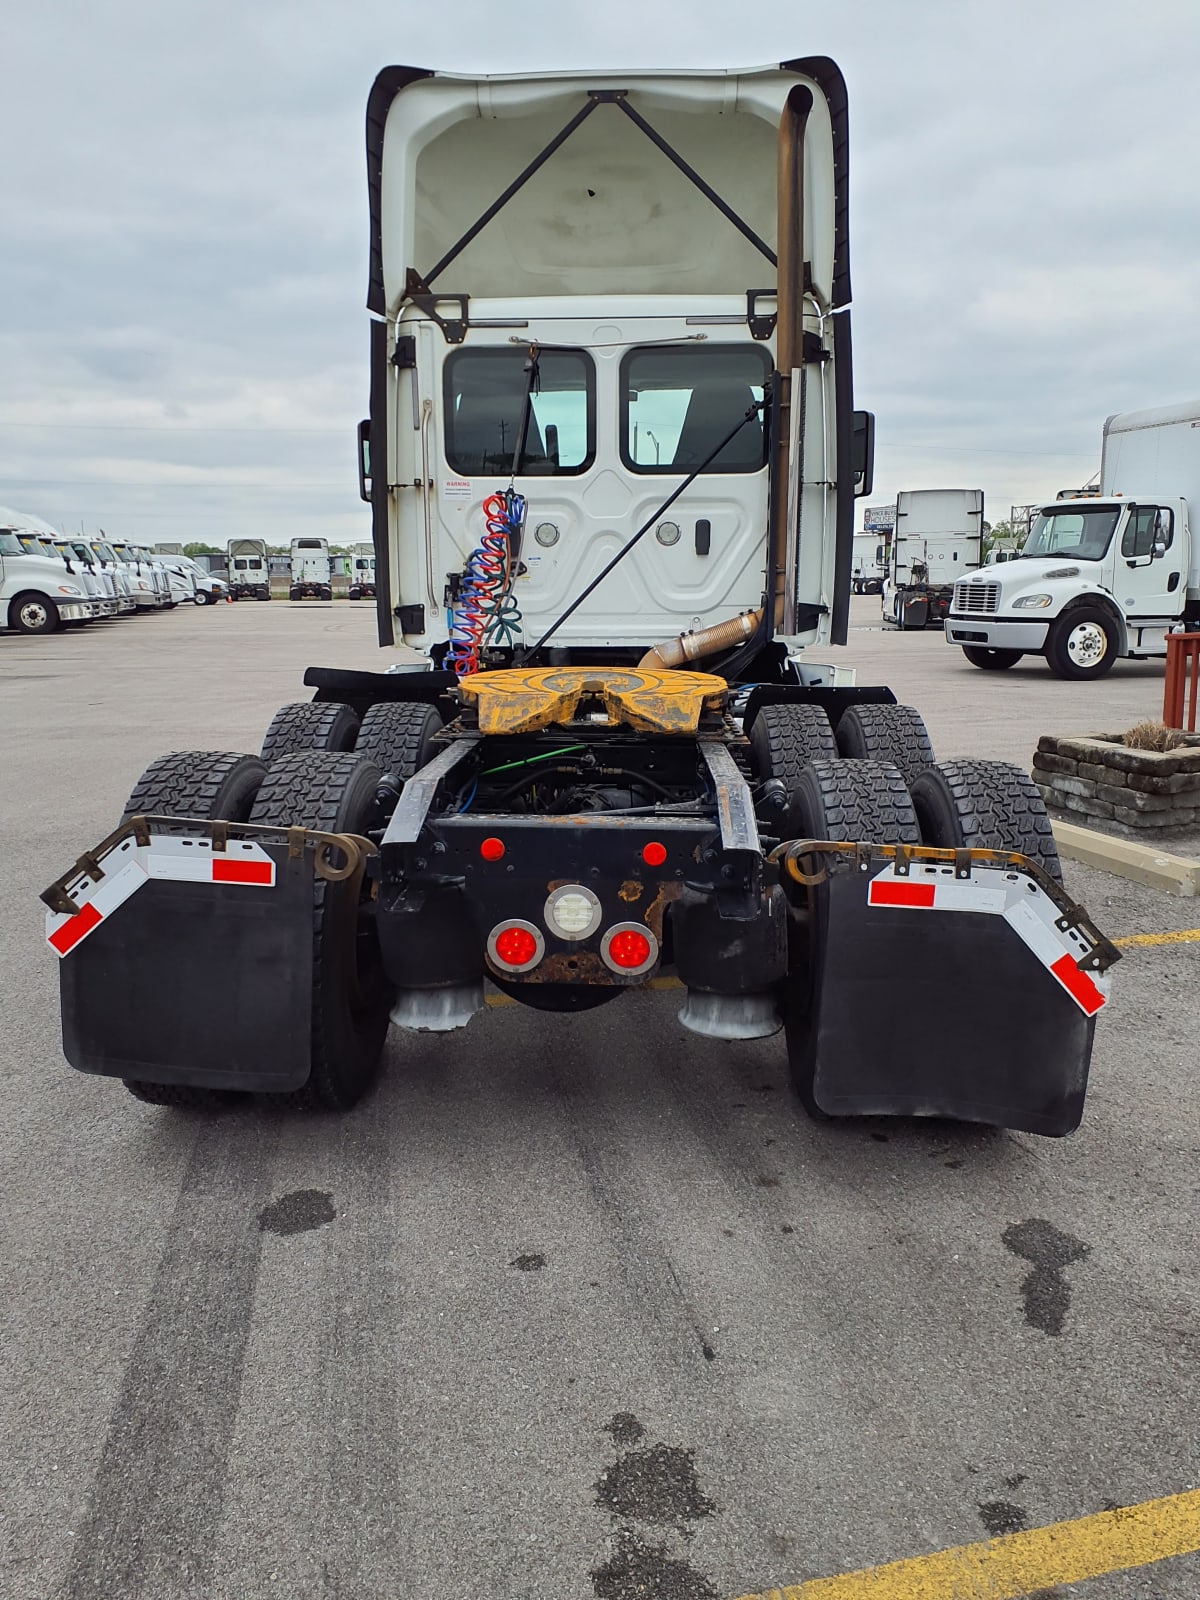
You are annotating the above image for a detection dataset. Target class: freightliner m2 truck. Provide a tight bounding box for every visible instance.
[949,401,1200,679]
[44,61,1116,1134]
[883,488,984,629]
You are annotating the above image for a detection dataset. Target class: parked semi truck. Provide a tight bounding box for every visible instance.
[850,533,886,594]
[950,401,1200,679]
[228,538,271,601]
[348,542,376,600]
[290,537,332,600]
[1,508,98,633]
[883,489,984,629]
[44,59,1116,1136]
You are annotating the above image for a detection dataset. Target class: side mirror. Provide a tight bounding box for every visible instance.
[851,410,875,498]
[357,419,372,503]
[1153,540,1167,559]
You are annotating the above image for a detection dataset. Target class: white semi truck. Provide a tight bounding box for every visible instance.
[45,58,1117,1139]
[289,537,332,600]
[227,538,271,601]
[347,542,376,600]
[883,488,984,629]
[950,401,1200,679]
[0,508,98,633]
[850,533,886,594]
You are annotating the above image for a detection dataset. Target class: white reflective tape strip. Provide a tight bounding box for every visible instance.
[46,835,277,959]
[46,856,149,958]
[867,863,1108,1016]
[146,854,213,883]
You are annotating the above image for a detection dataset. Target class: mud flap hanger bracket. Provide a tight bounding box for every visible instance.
[698,738,762,919]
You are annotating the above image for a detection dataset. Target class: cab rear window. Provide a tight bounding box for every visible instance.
[444,349,594,477]
[622,345,770,474]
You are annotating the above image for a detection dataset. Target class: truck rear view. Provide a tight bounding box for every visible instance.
[228,538,271,601]
[884,488,984,628]
[290,538,332,601]
[43,60,1116,1136]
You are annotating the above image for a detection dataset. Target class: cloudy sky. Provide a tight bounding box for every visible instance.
[3,0,1198,548]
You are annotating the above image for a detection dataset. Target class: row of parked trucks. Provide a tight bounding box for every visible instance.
[0,510,226,635]
[225,538,377,601]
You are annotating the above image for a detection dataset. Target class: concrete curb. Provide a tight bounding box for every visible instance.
[1053,819,1200,898]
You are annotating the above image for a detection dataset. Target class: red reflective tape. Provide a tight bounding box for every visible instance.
[1050,953,1106,1017]
[211,858,273,886]
[48,900,102,955]
[868,879,936,909]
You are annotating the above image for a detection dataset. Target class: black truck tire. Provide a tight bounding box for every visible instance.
[962,645,1023,670]
[1045,606,1119,680]
[260,700,360,765]
[354,701,443,782]
[249,751,392,1109]
[749,703,838,836]
[835,703,934,788]
[121,750,268,1106]
[10,592,60,634]
[122,750,267,826]
[780,759,920,1118]
[909,758,1062,882]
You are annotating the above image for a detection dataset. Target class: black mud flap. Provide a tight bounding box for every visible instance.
[788,848,1116,1136]
[51,835,314,1092]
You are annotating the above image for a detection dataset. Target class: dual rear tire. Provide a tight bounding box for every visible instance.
[752,706,1062,1117]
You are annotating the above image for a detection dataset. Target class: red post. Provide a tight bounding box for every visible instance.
[1163,633,1200,729]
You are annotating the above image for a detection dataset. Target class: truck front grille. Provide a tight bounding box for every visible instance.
[953,581,1000,615]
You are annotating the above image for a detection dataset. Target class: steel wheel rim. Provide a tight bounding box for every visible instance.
[20,602,48,629]
[1066,621,1107,666]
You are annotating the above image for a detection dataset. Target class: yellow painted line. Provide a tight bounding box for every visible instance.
[1113,928,1200,948]
[484,993,516,1007]
[734,1487,1200,1600]
[643,975,684,990]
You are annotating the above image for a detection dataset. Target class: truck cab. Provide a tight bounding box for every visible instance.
[347,543,376,600]
[0,523,96,634]
[227,539,271,601]
[290,538,332,600]
[950,494,1192,679]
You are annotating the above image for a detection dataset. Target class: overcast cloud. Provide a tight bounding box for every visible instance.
[3,0,1199,546]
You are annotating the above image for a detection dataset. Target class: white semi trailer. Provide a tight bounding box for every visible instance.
[883,489,984,629]
[290,537,332,600]
[950,401,1200,679]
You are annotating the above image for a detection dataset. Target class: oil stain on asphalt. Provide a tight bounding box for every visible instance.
[511,1252,546,1271]
[257,1188,335,1236]
[1003,1218,1090,1335]
[592,1420,718,1599]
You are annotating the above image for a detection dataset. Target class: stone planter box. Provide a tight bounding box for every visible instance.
[1033,733,1200,832]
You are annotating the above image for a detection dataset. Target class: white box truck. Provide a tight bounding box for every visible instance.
[883,489,984,629]
[227,538,271,601]
[289,537,332,601]
[347,542,376,600]
[949,401,1200,679]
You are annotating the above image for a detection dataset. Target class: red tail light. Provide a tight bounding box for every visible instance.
[641,841,667,867]
[486,920,544,973]
[600,922,659,977]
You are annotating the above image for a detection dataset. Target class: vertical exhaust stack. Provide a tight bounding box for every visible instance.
[771,86,813,637]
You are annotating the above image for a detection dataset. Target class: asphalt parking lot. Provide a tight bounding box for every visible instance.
[2,596,1197,1600]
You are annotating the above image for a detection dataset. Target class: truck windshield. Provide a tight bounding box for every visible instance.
[444,348,593,477]
[622,345,769,474]
[1023,507,1119,560]
[0,532,24,556]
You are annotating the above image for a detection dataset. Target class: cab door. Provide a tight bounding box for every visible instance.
[1118,504,1186,620]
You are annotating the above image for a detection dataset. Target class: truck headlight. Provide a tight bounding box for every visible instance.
[57,585,83,596]
[1013,594,1053,609]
